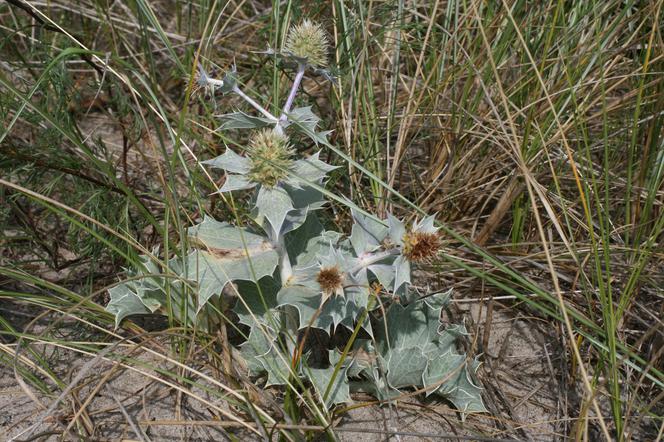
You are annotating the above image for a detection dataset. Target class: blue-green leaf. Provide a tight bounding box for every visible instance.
[216,111,275,130]
[367,264,395,294]
[285,213,324,260]
[218,65,238,95]
[393,255,411,293]
[307,351,351,407]
[202,148,251,173]
[185,217,279,309]
[350,209,388,255]
[386,346,428,388]
[257,339,295,386]
[424,355,487,417]
[387,213,406,246]
[277,285,326,329]
[219,174,257,192]
[256,185,294,237]
[287,106,333,146]
[287,152,337,187]
[106,284,152,328]
[232,278,281,327]
[239,326,275,376]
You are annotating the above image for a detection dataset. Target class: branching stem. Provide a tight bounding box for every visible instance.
[279,64,306,122]
[349,248,400,275]
[231,85,278,121]
[279,245,294,284]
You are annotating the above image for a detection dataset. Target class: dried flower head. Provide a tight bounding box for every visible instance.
[247,130,294,187]
[284,20,329,68]
[402,231,441,263]
[191,64,210,96]
[316,265,344,296]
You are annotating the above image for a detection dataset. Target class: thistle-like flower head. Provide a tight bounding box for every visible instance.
[402,230,441,263]
[246,130,294,188]
[384,214,441,294]
[316,265,344,296]
[284,20,329,68]
[202,130,336,236]
[315,243,352,300]
[388,214,441,263]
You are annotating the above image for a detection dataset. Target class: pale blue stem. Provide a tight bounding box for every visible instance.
[230,84,278,122]
[349,248,400,275]
[275,64,306,134]
[278,243,294,284]
[268,227,293,284]
[281,64,306,118]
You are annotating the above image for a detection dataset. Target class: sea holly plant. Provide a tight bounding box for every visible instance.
[106,20,486,417]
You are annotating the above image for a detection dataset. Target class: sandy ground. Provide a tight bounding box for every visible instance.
[0,300,583,442]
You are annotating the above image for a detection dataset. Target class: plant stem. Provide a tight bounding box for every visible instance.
[274,233,294,284]
[279,64,306,122]
[349,248,400,275]
[231,85,278,121]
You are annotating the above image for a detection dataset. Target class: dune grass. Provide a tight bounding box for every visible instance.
[1,0,663,439]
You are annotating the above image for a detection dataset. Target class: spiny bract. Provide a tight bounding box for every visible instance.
[284,20,329,68]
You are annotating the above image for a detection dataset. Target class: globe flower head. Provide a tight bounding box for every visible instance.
[246,130,294,188]
[284,20,329,69]
[202,130,337,236]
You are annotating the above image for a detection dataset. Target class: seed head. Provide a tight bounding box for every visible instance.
[402,231,441,263]
[247,130,294,187]
[316,266,344,296]
[191,64,211,97]
[284,20,329,68]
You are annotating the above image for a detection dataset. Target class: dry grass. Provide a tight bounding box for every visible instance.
[1,0,663,440]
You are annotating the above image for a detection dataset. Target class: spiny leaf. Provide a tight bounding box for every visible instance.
[185,217,278,309]
[202,148,251,173]
[376,290,450,353]
[307,351,351,407]
[285,213,324,260]
[386,346,428,388]
[366,264,395,295]
[425,355,487,417]
[287,152,337,188]
[351,365,400,401]
[292,231,343,267]
[255,185,294,237]
[106,283,152,328]
[232,278,281,327]
[215,111,275,130]
[287,106,333,146]
[392,255,411,299]
[218,65,238,94]
[240,326,276,376]
[219,174,256,192]
[350,209,388,255]
[256,339,296,386]
[276,285,332,331]
[106,257,199,328]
